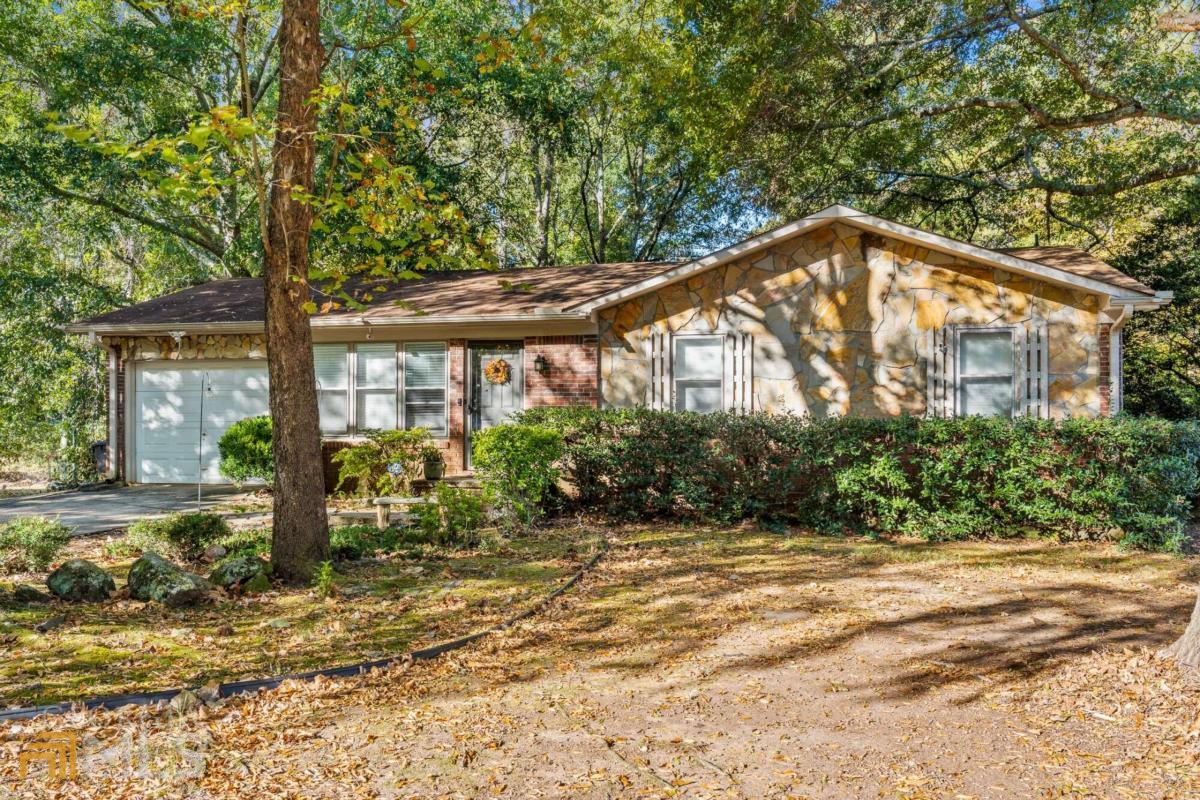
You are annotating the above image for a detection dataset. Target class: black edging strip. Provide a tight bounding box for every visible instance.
[0,546,607,723]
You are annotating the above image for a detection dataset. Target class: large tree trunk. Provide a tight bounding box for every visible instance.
[1162,591,1200,667]
[264,0,328,582]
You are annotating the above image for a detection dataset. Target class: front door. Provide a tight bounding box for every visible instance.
[467,342,524,467]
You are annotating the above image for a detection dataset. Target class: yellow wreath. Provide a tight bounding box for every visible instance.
[483,357,511,385]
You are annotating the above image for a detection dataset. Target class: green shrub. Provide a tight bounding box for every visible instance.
[328,525,399,561]
[332,429,431,497]
[126,512,231,562]
[416,484,485,547]
[218,416,274,485]
[219,528,271,560]
[0,516,72,573]
[518,408,1200,552]
[471,424,563,529]
[312,560,336,598]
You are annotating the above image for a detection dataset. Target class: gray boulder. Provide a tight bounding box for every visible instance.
[14,584,51,603]
[46,560,115,602]
[128,553,212,608]
[209,556,265,590]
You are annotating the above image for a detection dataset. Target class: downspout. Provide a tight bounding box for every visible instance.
[1109,304,1133,414]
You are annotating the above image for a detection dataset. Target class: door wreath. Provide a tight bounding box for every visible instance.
[483,357,511,385]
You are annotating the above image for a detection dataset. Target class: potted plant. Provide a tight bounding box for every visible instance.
[421,444,446,481]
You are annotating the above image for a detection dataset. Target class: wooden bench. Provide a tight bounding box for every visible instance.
[371,496,437,530]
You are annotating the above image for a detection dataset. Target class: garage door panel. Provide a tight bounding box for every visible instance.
[134,363,270,484]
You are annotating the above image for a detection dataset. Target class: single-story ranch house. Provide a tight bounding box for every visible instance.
[68,205,1171,484]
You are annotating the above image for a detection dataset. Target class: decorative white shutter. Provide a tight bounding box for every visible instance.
[646,331,671,410]
[1021,324,1049,418]
[926,327,955,417]
[725,332,753,414]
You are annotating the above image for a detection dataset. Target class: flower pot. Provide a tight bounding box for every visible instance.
[423,459,445,481]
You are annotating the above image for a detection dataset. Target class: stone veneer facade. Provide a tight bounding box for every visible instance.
[597,223,1106,419]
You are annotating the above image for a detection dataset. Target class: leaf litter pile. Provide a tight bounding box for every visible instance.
[3,526,1200,799]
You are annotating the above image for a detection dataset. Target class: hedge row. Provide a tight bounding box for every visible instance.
[516,408,1200,551]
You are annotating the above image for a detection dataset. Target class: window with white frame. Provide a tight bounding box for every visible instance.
[355,342,398,430]
[313,342,448,436]
[673,335,724,413]
[314,343,350,434]
[956,329,1015,417]
[404,342,448,437]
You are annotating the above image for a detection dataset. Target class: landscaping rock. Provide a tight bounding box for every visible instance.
[128,553,212,608]
[209,556,265,590]
[242,572,272,595]
[13,584,51,604]
[35,614,67,634]
[46,559,115,602]
[170,689,202,714]
[202,544,227,563]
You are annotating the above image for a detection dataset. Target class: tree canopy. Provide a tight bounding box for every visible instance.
[1,0,1197,466]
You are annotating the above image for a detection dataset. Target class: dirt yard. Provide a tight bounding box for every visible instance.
[4,527,1200,799]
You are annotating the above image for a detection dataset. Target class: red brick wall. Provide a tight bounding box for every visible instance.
[444,339,467,473]
[1098,323,1112,417]
[523,335,599,408]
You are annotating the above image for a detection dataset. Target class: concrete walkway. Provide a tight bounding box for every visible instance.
[0,485,253,536]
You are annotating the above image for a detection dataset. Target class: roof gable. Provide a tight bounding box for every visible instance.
[568,205,1167,315]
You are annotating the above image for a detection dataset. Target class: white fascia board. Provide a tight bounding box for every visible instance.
[570,203,1158,314]
[66,311,591,337]
[64,321,264,336]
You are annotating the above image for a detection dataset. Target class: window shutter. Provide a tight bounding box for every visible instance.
[647,331,670,410]
[926,327,955,417]
[726,332,753,414]
[1021,324,1049,418]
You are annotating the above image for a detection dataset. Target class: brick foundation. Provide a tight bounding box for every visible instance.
[523,335,599,407]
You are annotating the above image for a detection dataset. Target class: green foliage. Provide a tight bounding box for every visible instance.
[697,0,1200,248]
[471,424,563,529]
[328,525,400,561]
[0,517,72,574]
[219,528,272,560]
[331,428,432,497]
[312,560,336,598]
[1115,188,1200,419]
[416,484,485,547]
[520,408,1200,552]
[125,512,231,562]
[217,416,274,485]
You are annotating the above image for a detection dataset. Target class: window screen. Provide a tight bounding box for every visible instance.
[355,343,397,430]
[313,344,350,434]
[404,342,448,436]
[673,336,724,413]
[957,330,1014,417]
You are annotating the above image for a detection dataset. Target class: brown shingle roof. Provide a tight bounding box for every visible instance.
[69,261,680,331]
[999,246,1155,296]
[70,241,1157,334]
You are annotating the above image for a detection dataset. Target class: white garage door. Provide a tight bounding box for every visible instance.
[134,363,270,484]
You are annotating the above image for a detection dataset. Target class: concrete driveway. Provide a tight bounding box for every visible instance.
[0,485,254,536]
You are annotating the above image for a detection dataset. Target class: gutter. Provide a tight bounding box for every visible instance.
[65,310,591,337]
